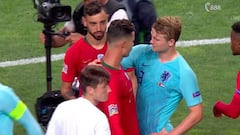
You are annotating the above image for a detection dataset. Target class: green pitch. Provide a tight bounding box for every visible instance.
[0,0,240,134]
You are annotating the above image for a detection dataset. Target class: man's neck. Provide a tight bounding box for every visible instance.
[85,35,106,49]
[83,95,98,106]
[158,50,178,63]
[102,48,122,70]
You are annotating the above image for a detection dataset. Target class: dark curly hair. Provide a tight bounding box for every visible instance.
[232,21,240,33]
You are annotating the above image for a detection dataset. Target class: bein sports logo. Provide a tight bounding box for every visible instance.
[204,2,221,12]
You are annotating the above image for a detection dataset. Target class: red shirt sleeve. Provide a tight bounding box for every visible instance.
[61,46,79,82]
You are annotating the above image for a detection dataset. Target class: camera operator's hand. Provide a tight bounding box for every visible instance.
[39,32,45,44]
[39,32,68,48]
[65,32,84,45]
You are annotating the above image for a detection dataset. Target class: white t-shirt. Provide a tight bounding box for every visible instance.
[46,97,111,135]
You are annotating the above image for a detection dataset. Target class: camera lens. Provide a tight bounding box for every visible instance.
[51,5,71,22]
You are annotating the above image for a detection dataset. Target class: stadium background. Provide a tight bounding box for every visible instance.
[0,0,240,134]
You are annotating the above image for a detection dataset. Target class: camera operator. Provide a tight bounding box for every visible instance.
[39,0,128,48]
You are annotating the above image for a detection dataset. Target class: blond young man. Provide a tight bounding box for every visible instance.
[122,16,203,135]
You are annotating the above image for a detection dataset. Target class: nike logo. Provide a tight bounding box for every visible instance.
[82,59,92,64]
[141,63,148,66]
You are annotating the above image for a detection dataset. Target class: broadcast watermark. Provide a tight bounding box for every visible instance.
[204,2,221,12]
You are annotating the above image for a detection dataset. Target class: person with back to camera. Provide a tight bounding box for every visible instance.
[117,0,157,44]
[0,83,44,135]
[46,65,111,135]
[96,19,140,135]
[39,0,128,48]
[213,21,240,119]
[121,16,203,135]
[61,1,109,100]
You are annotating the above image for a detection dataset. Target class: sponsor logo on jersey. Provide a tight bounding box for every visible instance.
[192,91,201,98]
[82,59,92,64]
[108,104,118,116]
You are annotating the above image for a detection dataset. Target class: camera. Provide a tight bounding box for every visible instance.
[33,0,71,24]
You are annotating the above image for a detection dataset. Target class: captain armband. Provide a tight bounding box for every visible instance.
[9,100,27,121]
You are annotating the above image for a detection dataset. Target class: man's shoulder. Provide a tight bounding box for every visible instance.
[64,38,88,58]
[67,38,87,50]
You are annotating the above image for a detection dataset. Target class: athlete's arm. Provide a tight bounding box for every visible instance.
[61,81,76,100]
[149,104,203,135]
[18,109,44,135]
[168,103,203,135]
[0,86,43,135]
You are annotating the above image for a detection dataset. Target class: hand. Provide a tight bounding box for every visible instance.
[213,101,223,118]
[65,32,84,45]
[39,32,45,44]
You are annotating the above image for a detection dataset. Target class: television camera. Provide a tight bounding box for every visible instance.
[32,0,71,130]
[33,0,71,25]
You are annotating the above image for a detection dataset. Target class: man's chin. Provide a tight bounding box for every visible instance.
[151,47,157,52]
[94,35,104,40]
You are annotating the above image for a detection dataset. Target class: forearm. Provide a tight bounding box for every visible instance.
[214,92,240,119]
[51,35,69,48]
[61,82,76,100]
[168,104,203,135]
[61,89,76,100]
[18,109,44,135]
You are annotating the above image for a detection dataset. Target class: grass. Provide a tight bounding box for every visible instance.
[174,44,240,135]
[1,0,240,134]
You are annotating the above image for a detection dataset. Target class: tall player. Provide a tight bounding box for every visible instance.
[97,19,140,135]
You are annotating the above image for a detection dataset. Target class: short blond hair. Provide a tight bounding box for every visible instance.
[152,16,182,41]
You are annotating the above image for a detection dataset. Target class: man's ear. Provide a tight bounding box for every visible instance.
[168,39,176,47]
[237,38,240,47]
[86,86,94,95]
[82,17,87,27]
[120,40,126,48]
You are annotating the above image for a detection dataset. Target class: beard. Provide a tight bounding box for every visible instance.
[89,31,105,40]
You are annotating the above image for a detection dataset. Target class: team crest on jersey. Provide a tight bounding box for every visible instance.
[62,63,68,74]
[108,104,118,116]
[158,71,171,87]
[161,71,171,82]
[192,91,201,98]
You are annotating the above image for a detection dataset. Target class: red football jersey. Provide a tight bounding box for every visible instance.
[97,66,140,135]
[62,38,107,82]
